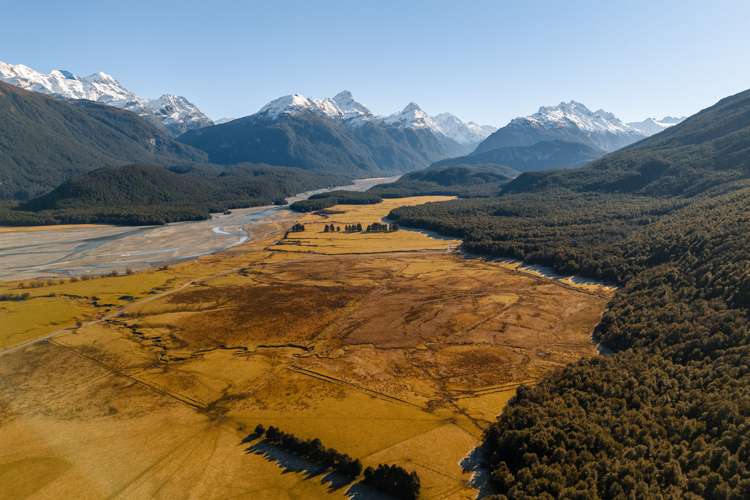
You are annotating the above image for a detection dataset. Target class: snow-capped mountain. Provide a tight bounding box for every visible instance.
[0,60,212,135]
[182,91,478,176]
[258,91,374,122]
[627,116,686,136]
[475,101,646,154]
[522,101,633,134]
[255,91,492,146]
[433,113,496,145]
[383,102,440,130]
[145,94,213,134]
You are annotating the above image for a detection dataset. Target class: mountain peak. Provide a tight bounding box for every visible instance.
[330,90,372,120]
[403,102,423,113]
[333,90,353,101]
[524,100,632,135]
[627,116,686,136]
[0,59,212,135]
[85,71,117,83]
[53,69,77,80]
[253,91,492,145]
[258,94,316,117]
[433,113,496,145]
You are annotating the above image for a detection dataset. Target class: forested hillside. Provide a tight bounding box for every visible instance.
[0,81,205,200]
[178,110,468,177]
[432,140,603,173]
[369,164,517,198]
[2,163,344,225]
[389,88,750,498]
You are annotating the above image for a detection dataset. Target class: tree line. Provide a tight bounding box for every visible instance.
[323,222,399,233]
[247,425,420,498]
[389,180,750,498]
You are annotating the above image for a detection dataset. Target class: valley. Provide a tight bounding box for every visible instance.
[0,177,395,281]
[2,5,748,498]
[0,196,612,498]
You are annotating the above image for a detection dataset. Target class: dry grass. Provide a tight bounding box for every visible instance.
[0,197,613,498]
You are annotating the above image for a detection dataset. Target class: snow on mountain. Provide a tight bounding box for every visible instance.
[627,116,686,136]
[476,100,647,154]
[433,113,496,145]
[520,100,634,134]
[383,102,441,131]
[257,90,374,122]
[255,91,492,145]
[330,90,373,120]
[258,94,317,117]
[0,60,212,135]
[145,94,214,134]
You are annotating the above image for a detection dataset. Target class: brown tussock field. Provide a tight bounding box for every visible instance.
[0,197,613,499]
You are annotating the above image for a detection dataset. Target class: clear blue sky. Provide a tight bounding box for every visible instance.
[3,0,749,125]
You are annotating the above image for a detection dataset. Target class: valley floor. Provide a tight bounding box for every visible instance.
[0,197,612,499]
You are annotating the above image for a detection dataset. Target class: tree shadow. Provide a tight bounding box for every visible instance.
[244,439,355,492]
[345,481,396,500]
[460,445,496,498]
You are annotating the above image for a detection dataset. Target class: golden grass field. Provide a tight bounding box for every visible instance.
[0,197,613,499]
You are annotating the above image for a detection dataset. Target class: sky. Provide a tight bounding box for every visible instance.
[3,0,750,126]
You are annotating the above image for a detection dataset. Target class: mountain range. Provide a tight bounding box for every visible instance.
[503,90,750,196]
[179,91,495,176]
[475,100,646,154]
[437,101,685,175]
[252,90,495,146]
[0,60,213,136]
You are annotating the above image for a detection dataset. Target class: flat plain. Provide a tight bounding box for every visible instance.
[0,197,613,499]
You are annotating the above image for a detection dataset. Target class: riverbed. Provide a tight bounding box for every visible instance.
[0,177,397,280]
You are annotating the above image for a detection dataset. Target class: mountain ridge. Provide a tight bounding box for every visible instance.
[179,92,478,176]
[0,81,206,199]
[0,60,213,135]
[475,100,646,154]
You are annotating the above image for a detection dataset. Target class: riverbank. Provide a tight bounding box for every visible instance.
[0,176,398,281]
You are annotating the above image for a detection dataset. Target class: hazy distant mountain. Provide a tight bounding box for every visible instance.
[179,91,478,176]
[0,60,213,135]
[626,116,686,136]
[0,81,205,200]
[433,113,496,145]
[434,140,604,173]
[475,101,646,154]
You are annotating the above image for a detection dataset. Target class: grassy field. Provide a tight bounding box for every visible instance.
[0,197,612,499]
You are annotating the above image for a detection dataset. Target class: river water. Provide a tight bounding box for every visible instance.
[0,177,398,281]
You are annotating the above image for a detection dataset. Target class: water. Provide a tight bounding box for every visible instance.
[0,176,398,280]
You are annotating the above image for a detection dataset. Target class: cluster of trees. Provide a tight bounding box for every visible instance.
[362,464,421,500]
[249,425,422,497]
[366,222,398,232]
[322,222,399,233]
[255,425,362,478]
[0,292,30,301]
[289,223,305,232]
